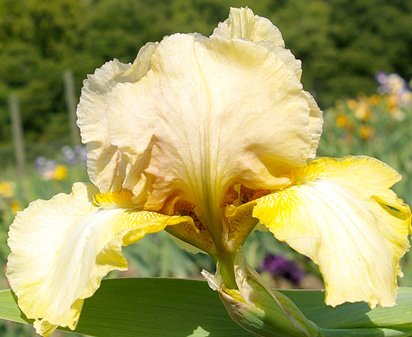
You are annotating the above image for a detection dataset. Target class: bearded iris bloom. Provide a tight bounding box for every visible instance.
[6,7,411,337]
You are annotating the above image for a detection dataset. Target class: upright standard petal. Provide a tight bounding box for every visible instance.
[77,8,322,224]
[211,7,285,47]
[212,8,322,159]
[111,35,317,208]
[76,43,158,207]
[6,183,191,336]
[253,156,411,308]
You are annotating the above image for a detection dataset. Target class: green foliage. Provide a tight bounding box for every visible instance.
[0,0,88,148]
[3,279,412,336]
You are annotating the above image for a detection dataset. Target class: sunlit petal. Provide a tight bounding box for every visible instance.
[76,43,158,207]
[224,201,258,249]
[6,183,190,336]
[253,156,411,307]
[109,34,319,213]
[211,7,285,47]
[76,8,322,223]
[211,7,323,160]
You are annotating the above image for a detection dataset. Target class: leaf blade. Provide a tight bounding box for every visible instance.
[2,279,412,337]
[1,278,254,337]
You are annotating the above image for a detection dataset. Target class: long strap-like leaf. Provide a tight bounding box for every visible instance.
[1,279,412,336]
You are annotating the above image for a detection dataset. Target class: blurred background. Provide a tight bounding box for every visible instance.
[1,0,412,336]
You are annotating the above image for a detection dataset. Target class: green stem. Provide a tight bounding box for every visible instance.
[216,250,238,289]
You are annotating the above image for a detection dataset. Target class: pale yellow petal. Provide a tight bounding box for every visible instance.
[303,90,323,158]
[211,7,323,159]
[6,183,190,336]
[76,43,157,205]
[211,7,285,47]
[77,59,129,192]
[75,8,322,223]
[253,156,411,308]
[105,32,319,218]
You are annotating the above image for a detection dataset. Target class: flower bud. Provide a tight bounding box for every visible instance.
[202,252,321,337]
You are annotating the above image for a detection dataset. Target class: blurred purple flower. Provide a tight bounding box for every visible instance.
[61,146,77,166]
[75,145,87,165]
[376,71,410,98]
[375,71,388,86]
[261,253,304,285]
[35,157,56,174]
[34,156,47,172]
[60,145,87,166]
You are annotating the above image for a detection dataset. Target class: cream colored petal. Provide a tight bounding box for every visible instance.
[105,31,320,220]
[211,8,309,86]
[77,59,129,191]
[253,156,411,308]
[303,91,323,158]
[75,8,322,222]
[6,183,190,336]
[76,43,157,202]
[211,7,323,157]
[211,7,285,47]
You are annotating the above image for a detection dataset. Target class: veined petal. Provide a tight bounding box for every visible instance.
[217,8,325,159]
[303,90,323,159]
[211,7,285,47]
[107,33,319,213]
[76,43,158,206]
[253,156,411,308]
[77,8,322,222]
[6,183,190,336]
[224,201,259,249]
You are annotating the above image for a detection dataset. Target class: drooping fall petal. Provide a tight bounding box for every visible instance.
[6,183,191,336]
[253,156,411,308]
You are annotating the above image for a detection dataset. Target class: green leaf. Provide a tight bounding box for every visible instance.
[0,278,255,337]
[0,289,30,325]
[284,289,412,336]
[284,288,412,330]
[2,280,412,337]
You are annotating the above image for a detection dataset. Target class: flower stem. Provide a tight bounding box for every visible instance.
[217,250,238,289]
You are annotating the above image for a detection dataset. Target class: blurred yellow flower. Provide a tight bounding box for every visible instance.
[385,95,406,121]
[359,125,374,140]
[10,200,22,214]
[387,95,398,111]
[402,91,412,105]
[336,114,350,128]
[0,181,15,198]
[53,164,68,181]
[347,99,358,110]
[42,164,69,181]
[354,97,372,121]
[369,94,380,106]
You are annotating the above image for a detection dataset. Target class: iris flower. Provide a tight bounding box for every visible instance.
[6,7,411,337]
